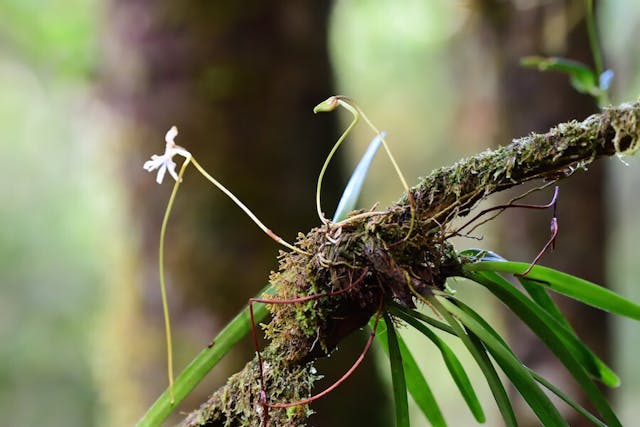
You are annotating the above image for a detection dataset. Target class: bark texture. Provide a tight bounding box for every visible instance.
[183,103,640,426]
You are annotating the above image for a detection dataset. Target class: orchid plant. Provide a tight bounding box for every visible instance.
[136,4,640,424]
[137,95,640,427]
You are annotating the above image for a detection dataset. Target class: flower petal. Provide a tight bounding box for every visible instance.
[165,126,178,145]
[144,156,163,171]
[156,163,167,184]
[172,145,191,159]
[166,158,179,182]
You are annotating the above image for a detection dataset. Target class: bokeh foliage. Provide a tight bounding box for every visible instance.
[0,1,104,426]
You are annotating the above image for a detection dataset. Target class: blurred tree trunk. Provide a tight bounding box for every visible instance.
[98,1,387,426]
[476,1,608,425]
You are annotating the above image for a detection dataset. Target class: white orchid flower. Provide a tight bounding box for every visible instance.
[143,126,192,184]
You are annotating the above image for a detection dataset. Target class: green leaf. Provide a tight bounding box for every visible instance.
[518,276,573,330]
[439,298,569,427]
[332,132,384,222]
[374,317,446,427]
[428,296,518,427]
[137,285,273,426]
[388,303,455,335]
[449,298,513,354]
[396,309,485,422]
[465,270,622,426]
[520,56,598,95]
[462,255,640,321]
[452,297,609,425]
[529,369,607,427]
[384,314,411,427]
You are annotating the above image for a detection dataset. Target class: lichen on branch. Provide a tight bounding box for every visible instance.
[182,102,640,426]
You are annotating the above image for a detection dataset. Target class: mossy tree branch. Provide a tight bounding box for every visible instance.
[182,102,640,426]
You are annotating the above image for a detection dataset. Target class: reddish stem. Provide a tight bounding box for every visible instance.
[516,216,559,278]
[456,185,559,235]
[268,298,383,409]
[249,268,374,426]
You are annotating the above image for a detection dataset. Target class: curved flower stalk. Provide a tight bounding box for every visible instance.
[314,96,416,240]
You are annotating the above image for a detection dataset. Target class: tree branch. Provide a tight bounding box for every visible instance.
[182,102,640,426]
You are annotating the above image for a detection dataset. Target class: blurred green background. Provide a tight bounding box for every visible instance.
[1,1,639,426]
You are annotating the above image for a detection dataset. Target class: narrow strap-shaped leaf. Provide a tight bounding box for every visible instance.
[528,369,607,427]
[374,318,446,427]
[459,251,620,386]
[332,132,384,222]
[466,270,622,426]
[439,298,569,427]
[137,285,273,426]
[466,269,618,385]
[388,303,455,335]
[397,310,485,422]
[428,296,518,427]
[384,314,411,427]
[449,298,513,352]
[517,276,573,330]
[452,298,608,426]
[463,259,640,320]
